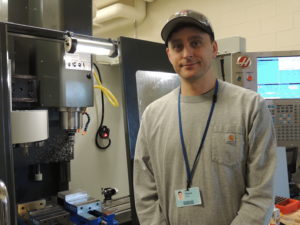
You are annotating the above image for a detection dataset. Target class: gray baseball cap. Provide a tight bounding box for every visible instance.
[161,10,215,43]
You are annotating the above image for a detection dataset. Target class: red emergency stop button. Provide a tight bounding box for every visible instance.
[247,75,253,81]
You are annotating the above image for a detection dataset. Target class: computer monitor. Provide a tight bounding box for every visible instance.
[257,56,300,99]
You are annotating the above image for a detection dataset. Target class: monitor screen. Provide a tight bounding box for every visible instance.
[257,56,300,99]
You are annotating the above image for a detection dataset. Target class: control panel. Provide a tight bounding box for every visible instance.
[266,101,300,147]
[215,51,300,148]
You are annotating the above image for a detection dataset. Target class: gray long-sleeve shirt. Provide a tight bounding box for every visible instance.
[134,80,277,225]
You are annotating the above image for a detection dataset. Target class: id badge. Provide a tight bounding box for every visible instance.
[175,187,202,207]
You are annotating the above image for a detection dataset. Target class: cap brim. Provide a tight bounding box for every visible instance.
[161,17,211,43]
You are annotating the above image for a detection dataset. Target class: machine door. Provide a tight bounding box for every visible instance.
[120,37,178,159]
[119,37,177,225]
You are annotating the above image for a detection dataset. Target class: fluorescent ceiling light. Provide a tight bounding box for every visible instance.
[64,36,117,57]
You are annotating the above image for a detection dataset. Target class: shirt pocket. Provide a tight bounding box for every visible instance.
[211,126,244,167]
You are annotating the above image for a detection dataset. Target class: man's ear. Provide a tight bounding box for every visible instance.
[166,47,171,61]
[212,41,218,58]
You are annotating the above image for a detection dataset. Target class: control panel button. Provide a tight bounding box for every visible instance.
[237,76,242,82]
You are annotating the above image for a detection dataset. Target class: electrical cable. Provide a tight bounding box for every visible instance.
[93,63,112,149]
[82,111,91,135]
[93,70,119,107]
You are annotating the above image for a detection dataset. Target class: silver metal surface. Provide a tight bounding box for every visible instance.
[0,180,10,225]
[136,70,179,120]
[65,196,101,216]
[65,36,116,56]
[28,0,62,30]
[103,196,131,224]
[29,205,69,225]
[0,0,8,22]
[18,200,69,225]
[60,107,84,130]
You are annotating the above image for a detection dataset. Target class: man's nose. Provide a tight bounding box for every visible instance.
[182,45,193,58]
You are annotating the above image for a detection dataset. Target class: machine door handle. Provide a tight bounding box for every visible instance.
[0,180,10,225]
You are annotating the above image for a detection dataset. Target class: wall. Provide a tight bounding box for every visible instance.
[71,0,300,199]
[70,64,129,199]
[99,0,300,52]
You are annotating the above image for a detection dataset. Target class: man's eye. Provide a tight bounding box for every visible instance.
[172,44,182,50]
[191,40,201,48]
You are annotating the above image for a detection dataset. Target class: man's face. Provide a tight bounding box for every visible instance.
[178,192,183,200]
[166,27,218,83]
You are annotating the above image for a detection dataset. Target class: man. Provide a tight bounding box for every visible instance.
[177,191,184,201]
[134,9,277,225]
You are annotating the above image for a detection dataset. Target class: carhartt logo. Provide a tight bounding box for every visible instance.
[226,134,236,145]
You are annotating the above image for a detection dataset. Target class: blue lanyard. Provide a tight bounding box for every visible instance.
[178,79,219,190]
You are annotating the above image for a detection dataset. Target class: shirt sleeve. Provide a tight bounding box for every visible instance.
[133,116,168,225]
[230,98,277,225]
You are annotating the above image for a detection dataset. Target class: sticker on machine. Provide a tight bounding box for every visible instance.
[64,52,91,71]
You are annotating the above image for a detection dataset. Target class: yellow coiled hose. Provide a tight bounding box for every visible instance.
[93,71,119,107]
